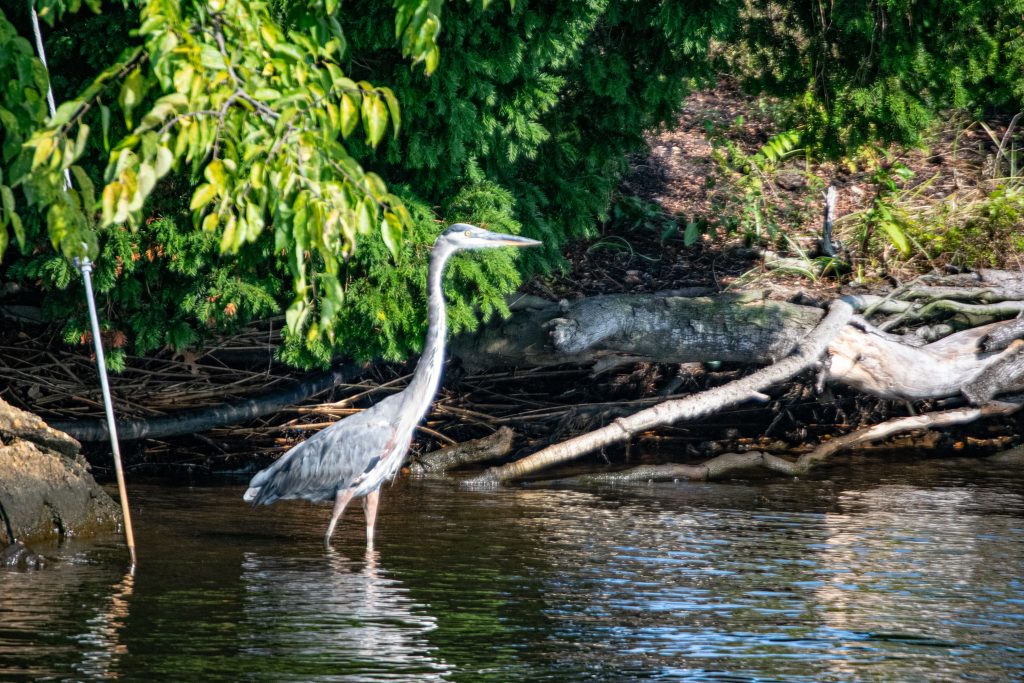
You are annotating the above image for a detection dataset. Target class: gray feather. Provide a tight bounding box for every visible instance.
[246,396,400,505]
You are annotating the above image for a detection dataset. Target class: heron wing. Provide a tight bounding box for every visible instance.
[246,407,398,505]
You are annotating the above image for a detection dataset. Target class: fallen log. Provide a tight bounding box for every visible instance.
[451,291,823,371]
[51,364,358,442]
[457,290,1024,403]
[456,273,1024,485]
[462,300,855,487]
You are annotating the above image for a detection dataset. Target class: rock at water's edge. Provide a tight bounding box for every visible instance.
[0,397,121,546]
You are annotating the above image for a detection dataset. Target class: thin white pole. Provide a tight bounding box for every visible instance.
[75,258,137,566]
[28,3,72,190]
[29,2,136,566]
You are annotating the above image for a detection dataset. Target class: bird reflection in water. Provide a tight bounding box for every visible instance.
[240,547,452,681]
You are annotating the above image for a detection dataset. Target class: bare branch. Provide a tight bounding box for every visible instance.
[796,401,1022,469]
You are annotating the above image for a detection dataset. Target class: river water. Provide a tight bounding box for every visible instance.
[2,457,1024,681]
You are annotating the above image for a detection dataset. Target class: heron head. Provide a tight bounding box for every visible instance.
[439,223,542,251]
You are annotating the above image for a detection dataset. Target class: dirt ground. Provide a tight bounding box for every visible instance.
[539,81,1021,305]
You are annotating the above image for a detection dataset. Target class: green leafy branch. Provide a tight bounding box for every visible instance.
[6,0,443,339]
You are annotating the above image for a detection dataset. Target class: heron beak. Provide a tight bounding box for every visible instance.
[484,232,543,248]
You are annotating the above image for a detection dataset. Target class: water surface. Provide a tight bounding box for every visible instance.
[2,457,1024,681]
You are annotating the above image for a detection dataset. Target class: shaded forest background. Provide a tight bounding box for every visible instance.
[1,0,1023,471]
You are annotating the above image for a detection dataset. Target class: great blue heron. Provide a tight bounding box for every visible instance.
[244,224,541,546]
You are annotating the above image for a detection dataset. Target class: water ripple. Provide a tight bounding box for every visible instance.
[2,465,1023,681]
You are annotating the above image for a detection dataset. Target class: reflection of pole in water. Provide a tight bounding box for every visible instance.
[73,570,135,679]
[240,549,452,680]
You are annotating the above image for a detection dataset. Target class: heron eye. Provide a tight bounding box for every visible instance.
[464,230,473,237]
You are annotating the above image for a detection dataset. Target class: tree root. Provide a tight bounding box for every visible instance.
[825,318,1024,401]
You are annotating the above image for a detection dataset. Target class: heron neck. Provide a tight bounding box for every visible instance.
[404,243,454,419]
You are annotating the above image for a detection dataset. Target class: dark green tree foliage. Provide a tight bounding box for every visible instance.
[4,0,1021,370]
[735,0,1024,152]
[339,0,737,259]
[3,0,740,367]
[7,174,282,370]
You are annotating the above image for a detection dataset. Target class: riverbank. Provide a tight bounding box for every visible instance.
[0,85,1021,476]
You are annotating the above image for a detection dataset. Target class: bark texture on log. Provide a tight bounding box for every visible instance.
[452,292,823,371]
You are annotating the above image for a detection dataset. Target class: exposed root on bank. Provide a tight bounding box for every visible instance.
[554,400,1023,485]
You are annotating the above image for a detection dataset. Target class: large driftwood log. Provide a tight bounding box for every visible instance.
[456,279,1024,485]
[452,291,823,371]
[456,291,1024,402]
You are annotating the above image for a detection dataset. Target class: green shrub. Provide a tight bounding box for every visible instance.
[732,0,1024,154]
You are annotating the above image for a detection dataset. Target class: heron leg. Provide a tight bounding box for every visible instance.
[363,489,380,543]
[324,488,356,548]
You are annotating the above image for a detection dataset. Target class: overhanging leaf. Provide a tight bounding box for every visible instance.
[381,210,403,259]
[363,92,388,148]
[119,67,143,129]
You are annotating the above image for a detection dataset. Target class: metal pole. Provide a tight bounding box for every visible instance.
[30,2,136,566]
[28,2,72,190]
[75,258,137,566]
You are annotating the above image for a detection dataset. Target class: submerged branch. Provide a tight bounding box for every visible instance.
[796,400,1023,469]
[554,401,1022,485]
